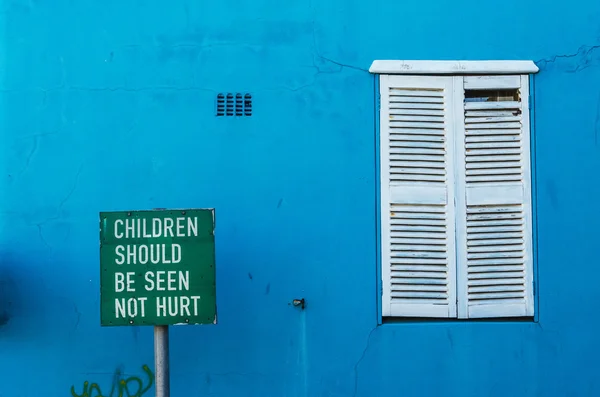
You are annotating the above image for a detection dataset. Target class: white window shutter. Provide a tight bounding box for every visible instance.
[455,75,534,319]
[380,75,457,318]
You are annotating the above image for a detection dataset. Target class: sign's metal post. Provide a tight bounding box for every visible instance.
[154,325,170,397]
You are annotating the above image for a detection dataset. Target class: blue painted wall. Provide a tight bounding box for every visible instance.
[0,0,599,396]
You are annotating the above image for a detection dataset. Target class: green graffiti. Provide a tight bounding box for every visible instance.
[70,365,154,397]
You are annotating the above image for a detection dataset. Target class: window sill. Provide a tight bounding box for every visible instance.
[369,60,539,75]
[381,316,536,325]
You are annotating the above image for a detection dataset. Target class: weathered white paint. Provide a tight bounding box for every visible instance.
[466,185,524,205]
[452,75,469,319]
[369,60,539,75]
[380,74,457,318]
[464,75,521,89]
[390,186,447,205]
[520,74,535,318]
[455,75,534,319]
[380,73,534,320]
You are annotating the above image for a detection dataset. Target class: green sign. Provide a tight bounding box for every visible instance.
[99,209,216,326]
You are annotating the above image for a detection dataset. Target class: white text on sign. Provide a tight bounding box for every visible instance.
[112,216,204,320]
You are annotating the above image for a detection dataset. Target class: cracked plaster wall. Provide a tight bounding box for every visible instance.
[0,0,599,396]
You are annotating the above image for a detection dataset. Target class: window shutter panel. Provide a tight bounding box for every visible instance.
[455,75,534,319]
[380,75,457,318]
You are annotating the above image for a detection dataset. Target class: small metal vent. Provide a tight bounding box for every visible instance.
[216,93,252,117]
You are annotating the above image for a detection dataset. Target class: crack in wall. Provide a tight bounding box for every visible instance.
[58,164,84,211]
[309,0,367,75]
[33,164,84,248]
[317,56,368,73]
[595,90,600,146]
[353,327,378,397]
[20,136,39,175]
[36,224,51,248]
[73,302,82,331]
[537,42,600,72]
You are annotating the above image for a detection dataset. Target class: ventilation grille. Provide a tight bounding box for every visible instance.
[216,93,252,117]
[466,204,526,305]
[389,204,449,304]
[388,87,446,185]
[464,95,523,184]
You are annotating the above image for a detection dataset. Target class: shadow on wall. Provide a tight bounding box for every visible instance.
[0,259,20,328]
[71,365,154,397]
[0,309,7,326]
[0,250,83,338]
[0,251,47,332]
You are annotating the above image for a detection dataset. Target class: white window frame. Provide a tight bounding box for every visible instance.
[372,60,539,320]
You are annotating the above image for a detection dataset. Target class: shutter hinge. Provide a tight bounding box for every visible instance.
[528,96,531,110]
[533,280,536,296]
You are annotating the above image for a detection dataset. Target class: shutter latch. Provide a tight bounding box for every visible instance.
[292,298,306,310]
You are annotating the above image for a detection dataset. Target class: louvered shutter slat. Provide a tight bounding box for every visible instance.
[468,276,524,285]
[391,109,445,117]
[380,75,457,318]
[456,75,534,319]
[464,101,521,110]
